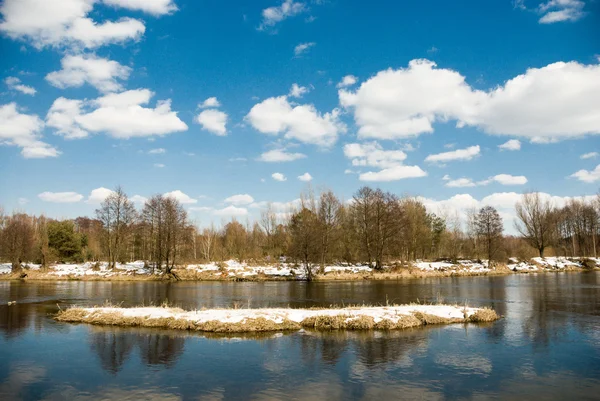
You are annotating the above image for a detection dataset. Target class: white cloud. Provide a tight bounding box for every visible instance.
[38,191,83,203]
[498,139,521,151]
[46,54,131,93]
[294,42,315,56]
[246,95,345,147]
[86,187,115,204]
[340,59,600,142]
[289,83,309,98]
[297,172,312,181]
[0,103,60,158]
[164,190,198,204]
[224,194,254,206]
[0,0,146,49]
[198,97,221,109]
[258,148,306,162]
[249,198,302,212]
[538,0,585,23]
[336,75,358,88]
[580,152,598,159]
[130,194,147,204]
[4,76,36,95]
[425,145,480,163]
[18,197,29,205]
[213,205,248,217]
[344,142,407,169]
[445,174,527,187]
[260,0,306,30]
[102,0,178,16]
[570,164,600,183]
[196,109,227,136]
[272,172,287,181]
[148,148,166,154]
[359,165,427,182]
[153,163,165,168]
[446,178,477,187]
[46,89,188,139]
[492,174,528,185]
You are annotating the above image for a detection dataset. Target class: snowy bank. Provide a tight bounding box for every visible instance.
[55,304,498,333]
[412,260,489,273]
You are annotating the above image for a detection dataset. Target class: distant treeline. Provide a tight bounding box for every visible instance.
[1,187,598,278]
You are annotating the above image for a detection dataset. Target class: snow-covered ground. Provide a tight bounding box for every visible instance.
[0,261,152,277]
[185,259,373,279]
[508,257,599,271]
[69,304,483,325]
[0,264,12,275]
[412,260,489,273]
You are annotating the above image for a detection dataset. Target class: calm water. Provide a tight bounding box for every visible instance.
[1,273,599,400]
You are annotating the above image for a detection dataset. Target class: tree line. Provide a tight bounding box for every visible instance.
[1,186,599,276]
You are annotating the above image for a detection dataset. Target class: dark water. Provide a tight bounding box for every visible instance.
[1,273,599,400]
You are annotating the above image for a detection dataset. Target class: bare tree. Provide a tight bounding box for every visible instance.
[1,213,34,271]
[200,224,218,262]
[288,207,320,281]
[96,186,137,268]
[475,206,504,266]
[515,192,555,258]
[317,190,341,268]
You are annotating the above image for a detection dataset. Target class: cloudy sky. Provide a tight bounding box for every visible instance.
[0,0,598,231]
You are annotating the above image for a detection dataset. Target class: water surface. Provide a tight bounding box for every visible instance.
[1,273,599,400]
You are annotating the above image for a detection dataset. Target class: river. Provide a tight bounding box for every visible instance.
[1,272,599,400]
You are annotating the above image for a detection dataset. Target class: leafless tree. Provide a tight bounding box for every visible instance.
[515,192,555,258]
[475,206,504,266]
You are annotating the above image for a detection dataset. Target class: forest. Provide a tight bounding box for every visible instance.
[1,187,599,277]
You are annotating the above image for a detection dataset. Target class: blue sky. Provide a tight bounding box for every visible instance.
[0,0,599,229]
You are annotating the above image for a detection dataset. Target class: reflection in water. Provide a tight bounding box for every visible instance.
[0,273,599,400]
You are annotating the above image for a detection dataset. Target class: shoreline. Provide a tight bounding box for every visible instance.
[1,264,596,282]
[55,304,499,333]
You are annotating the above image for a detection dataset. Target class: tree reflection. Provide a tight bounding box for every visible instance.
[89,327,185,372]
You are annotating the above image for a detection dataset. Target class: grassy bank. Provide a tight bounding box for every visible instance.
[55,304,499,333]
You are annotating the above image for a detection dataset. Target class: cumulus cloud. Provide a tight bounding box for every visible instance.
[359,165,427,182]
[259,0,306,30]
[4,77,36,95]
[46,54,131,93]
[340,59,600,142]
[130,194,148,204]
[246,95,345,147]
[491,174,528,185]
[272,172,287,181]
[148,148,165,154]
[344,142,407,168]
[198,97,221,109]
[0,103,60,158]
[0,0,146,49]
[46,89,188,139]
[580,152,598,159]
[196,109,227,136]
[570,164,600,183]
[38,191,83,203]
[153,163,165,168]
[86,187,115,203]
[425,145,480,163]
[164,190,198,204]
[337,75,358,88]
[289,83,309,98]
[446,178,477,187]
[213,205,248,217]
[224,194,254,206]
[498,139,521,151]
[445,174,528,187]
[258,148,306,162]
[538,0,586,24]
[294,42,315,56]
[298,172,312,181]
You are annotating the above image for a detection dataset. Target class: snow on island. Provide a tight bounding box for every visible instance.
[55,304,498,333]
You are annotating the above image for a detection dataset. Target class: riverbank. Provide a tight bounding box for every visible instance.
[55,304,499,333]
[1,257,597,282]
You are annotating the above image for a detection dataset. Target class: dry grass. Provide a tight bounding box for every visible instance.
[466,308,499,322]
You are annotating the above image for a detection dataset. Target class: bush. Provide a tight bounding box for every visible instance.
[581,258,597,270]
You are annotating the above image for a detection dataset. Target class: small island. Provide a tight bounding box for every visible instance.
[55,304,499,333]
